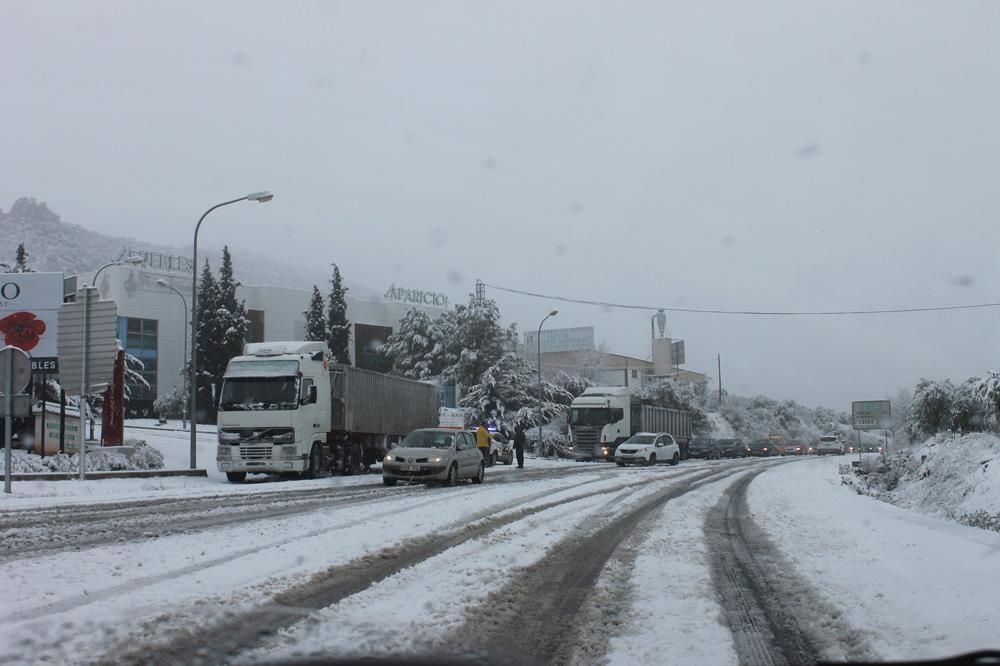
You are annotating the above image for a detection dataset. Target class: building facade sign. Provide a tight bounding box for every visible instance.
[384,284,449,308]
[121,248,194,275]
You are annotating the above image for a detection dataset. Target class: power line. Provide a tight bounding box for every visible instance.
[486,283,1000,317]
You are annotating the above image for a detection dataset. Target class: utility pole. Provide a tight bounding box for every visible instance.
[717,354,722,406]
[475,280,486,308]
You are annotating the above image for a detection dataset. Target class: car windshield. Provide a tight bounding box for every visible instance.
[624,435,656,445]
[401,431,455,449]
[570,408,612,426]
[218,377,299,411]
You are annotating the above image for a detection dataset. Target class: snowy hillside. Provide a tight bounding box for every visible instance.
[0,197,378,297]
[846,433,1000,532]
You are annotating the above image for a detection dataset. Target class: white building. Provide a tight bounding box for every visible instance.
[69,251,453,414]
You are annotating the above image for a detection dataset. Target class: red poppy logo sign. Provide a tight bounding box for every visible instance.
[0,272,62,372]
[0,311,47,351]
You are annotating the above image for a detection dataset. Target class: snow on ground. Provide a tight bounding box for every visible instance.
[884,433,1000,526]
[748,457,1000,661]
[706,411,736,439]
[0,467,684,665]
[604,472,748,666]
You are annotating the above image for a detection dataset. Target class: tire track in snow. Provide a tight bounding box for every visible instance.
[93,468,709,666]
[704,469,874,665]
[445,466,747,665]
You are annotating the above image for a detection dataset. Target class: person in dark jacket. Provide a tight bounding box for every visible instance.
[513,424,526,469]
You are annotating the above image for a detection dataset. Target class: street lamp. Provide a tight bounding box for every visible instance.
[536,310,558,456]
[79,255,144,480]
[189,192,273,469]
[156,279,189,430]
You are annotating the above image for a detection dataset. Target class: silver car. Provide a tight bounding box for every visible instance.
[382,428,486,486]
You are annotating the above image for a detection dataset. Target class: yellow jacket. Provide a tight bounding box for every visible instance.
[476,426,491,449]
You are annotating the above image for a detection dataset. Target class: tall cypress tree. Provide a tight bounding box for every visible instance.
[327,263,352,364]
[216,246,249,373]
[13,243,31,272]
[193,260,221,423]
[304,285,328,342]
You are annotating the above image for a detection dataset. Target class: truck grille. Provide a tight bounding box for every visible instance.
[221,428,293,444]
[572,427,601,456]
[240,445,273,461]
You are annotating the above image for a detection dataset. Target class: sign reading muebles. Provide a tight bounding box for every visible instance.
[384,285,449,308]
[0,272,63,373]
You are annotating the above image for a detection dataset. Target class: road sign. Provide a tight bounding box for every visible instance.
[57,288,119,395]
[0,272,62,373]
[0,394,30,417]
[852,400,891,430]
[0,346,31,394]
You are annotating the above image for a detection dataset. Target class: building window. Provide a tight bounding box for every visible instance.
[246,310,265,343]
[631,369,638,379]
[117,317,158,403]
[354,323,393,372]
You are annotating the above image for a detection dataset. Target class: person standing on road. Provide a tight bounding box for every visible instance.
[476,423,492,466]
[513,424,526,469]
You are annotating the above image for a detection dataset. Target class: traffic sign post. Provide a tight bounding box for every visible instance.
[2,346,32,494]
[851,400,892,461]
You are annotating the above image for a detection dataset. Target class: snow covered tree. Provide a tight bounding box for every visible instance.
[459,352,572,427]
[216,246,249,369]
[446,296,516,390]
[193,259,222,423]
[13,243,31,272]
[382,308,441,379]
[950,377,984,432]
[906,378,954,440]
[976,372,1000,430]
[123,352,150,401]
[303,285,327,342]
[327,264,351,364]
[552,371,594,398]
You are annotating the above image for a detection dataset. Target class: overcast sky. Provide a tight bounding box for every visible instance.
[3,0,999,410]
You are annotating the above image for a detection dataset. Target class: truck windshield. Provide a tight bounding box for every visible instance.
[570,408,612,426]
[219,377,299,411]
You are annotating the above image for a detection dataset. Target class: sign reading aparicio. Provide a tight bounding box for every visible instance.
[384,284,449,308]
[0,272,63,373]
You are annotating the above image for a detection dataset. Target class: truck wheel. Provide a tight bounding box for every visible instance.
[671,452,680,466]
[647,453,656,467]
[226,472,246,484]
[304,444,322,479]
[383,477,398,487]
[472,462,485,484]
[446,463,459,487]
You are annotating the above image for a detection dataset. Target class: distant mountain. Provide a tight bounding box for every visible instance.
[0,197,379,298]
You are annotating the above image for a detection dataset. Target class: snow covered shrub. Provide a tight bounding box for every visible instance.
[959,510,1000,533]
[976,372,1000,430]
[906,379,954,440]
[153,385,187,419]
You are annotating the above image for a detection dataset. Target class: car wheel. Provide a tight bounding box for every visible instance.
[671,452,680,466]
[446,463,459,487]
[226,472,246,484]
[304,444,322,479]
[383,477,398,486]
[472,462,485,484]
[646,453,657,466]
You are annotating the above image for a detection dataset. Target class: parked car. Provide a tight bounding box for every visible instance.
[815,435,846,456]
[614,432,680,466]
[687,437,722,460]
[718,438,750,458]
[749,438,778,457]
[383,428,486,486]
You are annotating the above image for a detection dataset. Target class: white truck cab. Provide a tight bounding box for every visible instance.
[216,341,330,483]
[568,387,631,460]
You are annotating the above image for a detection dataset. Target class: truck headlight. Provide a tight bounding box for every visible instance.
[272,430,295,444]
[217,446,231,459]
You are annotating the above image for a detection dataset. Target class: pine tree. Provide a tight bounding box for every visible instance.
[459,352,572,428]
[193,260,221,423]
[304,286,328,342]
[216,246,249,374]
[382,308,436,378]
[446,296,516,389]
[13,243,31,273]
[327,263,351,364]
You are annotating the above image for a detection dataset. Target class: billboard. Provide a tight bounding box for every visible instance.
[57,288,119,395]
[0,272,63,373]
[525,326,595,354]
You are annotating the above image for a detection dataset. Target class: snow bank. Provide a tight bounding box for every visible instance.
[844,433,1000,532]
[0,439,164,474]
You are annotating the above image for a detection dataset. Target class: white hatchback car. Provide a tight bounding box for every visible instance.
[815,435,845,455]
[614,432,680,466]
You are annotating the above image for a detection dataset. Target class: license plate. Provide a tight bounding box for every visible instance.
[400,465,420,472]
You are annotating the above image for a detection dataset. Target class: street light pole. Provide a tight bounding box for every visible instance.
[78,256,144,480]
[189,192,273,469]
[156,279,188,430]
[536,310,558,455]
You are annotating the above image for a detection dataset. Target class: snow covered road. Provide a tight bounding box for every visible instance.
[2,453,997,665]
